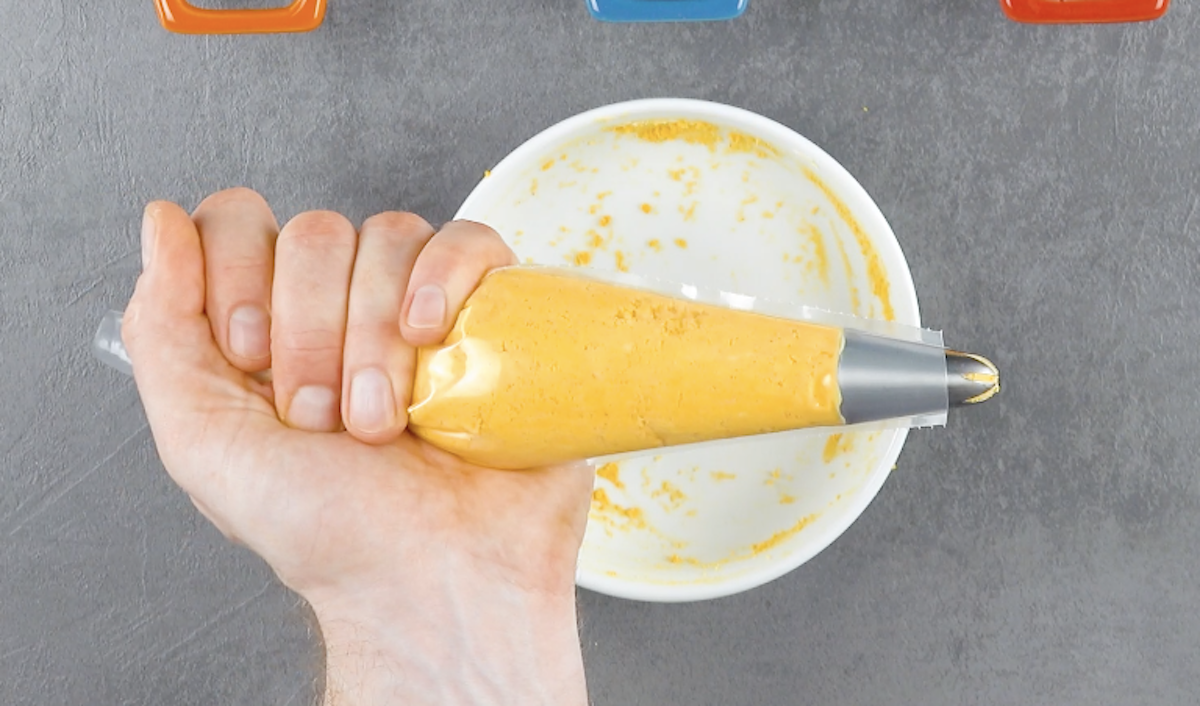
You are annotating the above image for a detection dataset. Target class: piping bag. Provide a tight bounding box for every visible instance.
[92,266,999,470]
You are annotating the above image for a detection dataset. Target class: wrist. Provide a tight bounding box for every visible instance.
[310,566,586,706]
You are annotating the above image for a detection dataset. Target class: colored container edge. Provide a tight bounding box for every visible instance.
[1000,0,1169,24]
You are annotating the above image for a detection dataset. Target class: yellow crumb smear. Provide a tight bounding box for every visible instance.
[596,462,624,489]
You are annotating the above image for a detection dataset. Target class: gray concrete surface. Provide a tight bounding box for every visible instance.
[3,0,1199,703]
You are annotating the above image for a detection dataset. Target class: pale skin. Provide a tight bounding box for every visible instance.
[121,188,593,705]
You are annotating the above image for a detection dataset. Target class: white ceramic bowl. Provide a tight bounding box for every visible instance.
[456,98,919,602]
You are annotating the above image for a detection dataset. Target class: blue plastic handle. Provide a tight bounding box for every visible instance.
[587,0,748,22]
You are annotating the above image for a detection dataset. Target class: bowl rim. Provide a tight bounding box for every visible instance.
[456,97,919,602]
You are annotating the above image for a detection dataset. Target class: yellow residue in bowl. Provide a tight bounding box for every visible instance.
[659,508,823,570]
[750,514,819,555]
[590,487,647,531]
[831,232,863,316]
[651,480,688,511]
[736,194,759,223]
[728,130,782,158]
[610,119,723,150]
[664,553,729,570]
[601,118,895,323]
[799,222,831,286]
[608,119,783,161]
[596,461,624,489]
[822,432,855,463]
[803,166,895,321]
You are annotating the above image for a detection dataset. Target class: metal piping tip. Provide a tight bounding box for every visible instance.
[946,350,1000,407]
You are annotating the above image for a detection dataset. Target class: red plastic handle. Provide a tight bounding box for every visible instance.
[154,0,327,34]
[1001,0,1169,24]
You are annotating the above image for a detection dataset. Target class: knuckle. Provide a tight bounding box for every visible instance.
[441,221,515,263]
[448,219,501,239]
[196,187,269,213]
[286,210,355,235]
[276,328,343,356]
[423,242,509,280]
[345,320,397,340]
[214,255,271,278]
[280,211,357,251]
[362,211,433,240]
[430,238,474,267]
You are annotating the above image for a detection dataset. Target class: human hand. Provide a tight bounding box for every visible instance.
[121,188,592,705]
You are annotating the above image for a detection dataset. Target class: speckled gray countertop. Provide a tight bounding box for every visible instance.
[3,1,1200,703]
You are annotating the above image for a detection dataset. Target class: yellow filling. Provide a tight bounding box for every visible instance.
[408,268,845,469]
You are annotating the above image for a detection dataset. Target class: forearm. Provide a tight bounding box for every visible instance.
[314,579,587,706]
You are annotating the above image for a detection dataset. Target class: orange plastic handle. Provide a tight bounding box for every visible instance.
[1001,0,1169,23]
[155,0,327,34]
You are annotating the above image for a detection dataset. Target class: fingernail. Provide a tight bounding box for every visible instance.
[229,305,271,360]
[287,385,340,432]
[407,284,446,330]
[141,209,157,270]
[349,368,395,434]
